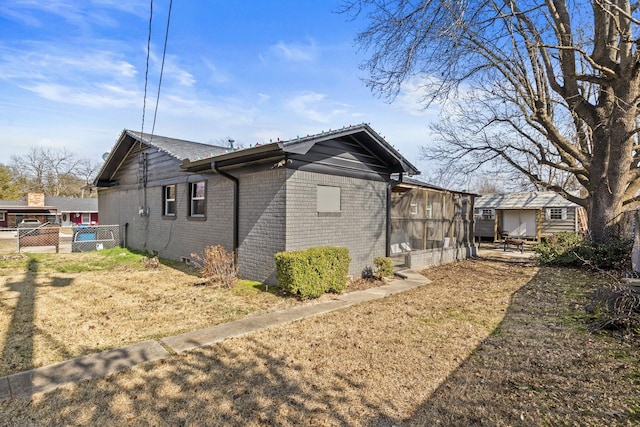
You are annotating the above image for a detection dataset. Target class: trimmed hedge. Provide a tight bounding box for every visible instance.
[275,246,351,299]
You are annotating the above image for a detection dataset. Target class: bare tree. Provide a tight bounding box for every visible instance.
[342,0,640,242]
[10,148,99,197]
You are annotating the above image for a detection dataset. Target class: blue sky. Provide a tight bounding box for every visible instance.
[0,1,438,174]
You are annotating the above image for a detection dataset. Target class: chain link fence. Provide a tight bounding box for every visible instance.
[6,224,121,254]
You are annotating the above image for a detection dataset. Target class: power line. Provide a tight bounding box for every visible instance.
[150,0,173,138]
[140,0,153,138]
[140,0,173,143]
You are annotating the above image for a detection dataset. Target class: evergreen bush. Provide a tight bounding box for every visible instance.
[275,246,351,299]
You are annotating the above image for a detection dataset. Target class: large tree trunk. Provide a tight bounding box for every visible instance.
[588,96,636,242]
[589,184,624,242]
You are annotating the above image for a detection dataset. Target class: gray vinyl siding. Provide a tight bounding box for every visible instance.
[288,138,391,180]
[285,169,387,278]
[540,207,576,237]
[109,145,184,188]
[97,152,234,262]
[475,219,494,239]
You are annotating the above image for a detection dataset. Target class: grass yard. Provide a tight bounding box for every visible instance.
[2,252,638,425]
[0,247,302,377]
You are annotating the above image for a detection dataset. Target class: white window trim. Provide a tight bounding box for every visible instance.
[164,184,176,216]
[480,208,495,220]
[190,181,206,217]
[546,208,567,220]
[81,213,91,224]
[0,212,5,221]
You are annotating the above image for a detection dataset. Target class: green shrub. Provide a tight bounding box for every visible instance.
[534,232,583,266]
[534,232,632,270]
[275,246,351,299]
[374,256,394,278]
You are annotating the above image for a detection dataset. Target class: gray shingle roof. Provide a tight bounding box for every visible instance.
[45,197,98,213]
[126,130,229,161]
[0,200,26,207]
[475,192,578,209]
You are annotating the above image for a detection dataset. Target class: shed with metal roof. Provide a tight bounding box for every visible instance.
[474,191,586,241]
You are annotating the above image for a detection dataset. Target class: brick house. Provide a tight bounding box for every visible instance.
[0,193,98,228]
[95,125,472,284]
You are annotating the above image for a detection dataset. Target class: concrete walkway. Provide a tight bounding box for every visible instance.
[0,271,429,402]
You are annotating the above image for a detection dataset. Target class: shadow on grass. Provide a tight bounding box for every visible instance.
[2,263,637,425]
[391,268,639,426]
[1,258,74,379]
[1,258,39,375]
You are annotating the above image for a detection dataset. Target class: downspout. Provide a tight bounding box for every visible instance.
[386,173,403,257]
[212,161,239,265]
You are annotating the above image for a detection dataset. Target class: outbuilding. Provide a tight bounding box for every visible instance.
[474,191,587,242]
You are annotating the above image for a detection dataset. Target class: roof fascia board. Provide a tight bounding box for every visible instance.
[94,130,144,186]
[181,143,282,171]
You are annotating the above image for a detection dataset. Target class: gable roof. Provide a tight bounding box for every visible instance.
[95,124,420,186]
[182,123,420,176]
[475,192,579,209]
[94,129,229,186]
[124,130,229,161]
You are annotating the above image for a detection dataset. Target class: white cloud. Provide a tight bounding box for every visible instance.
[22,83,140,108]
[394,76,443,117]
[202,59,232,85]
[164,62,196,87]
[284,91,349,123]
[257,93,271,103]
[0,45,138,81]
[0,0,148,28]
[265,39,317,63]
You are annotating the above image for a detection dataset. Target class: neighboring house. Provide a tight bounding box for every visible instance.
[95,125,474,284]
[474,191,586,241]
[0,193,58,228]
[390,177,477,268]
[47,197,99,226]
[0,193,99,228]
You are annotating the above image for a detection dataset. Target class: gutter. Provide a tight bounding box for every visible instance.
[212,161,239,264]
[386,173,403,257]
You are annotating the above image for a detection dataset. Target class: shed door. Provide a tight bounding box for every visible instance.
[503,210,536,238]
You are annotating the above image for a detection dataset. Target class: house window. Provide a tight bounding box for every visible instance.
[317,185,341,214]
[0,212,5,221]
[481,209,495,220]
[410,203,418,215]
[163,184,176,216]
[426,203,433,219]
[547,208,566,220]
[81,213,91,224]
[189,181,206,217]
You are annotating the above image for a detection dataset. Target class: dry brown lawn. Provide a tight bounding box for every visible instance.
[2,252,638,426]
[0,249,302,377]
